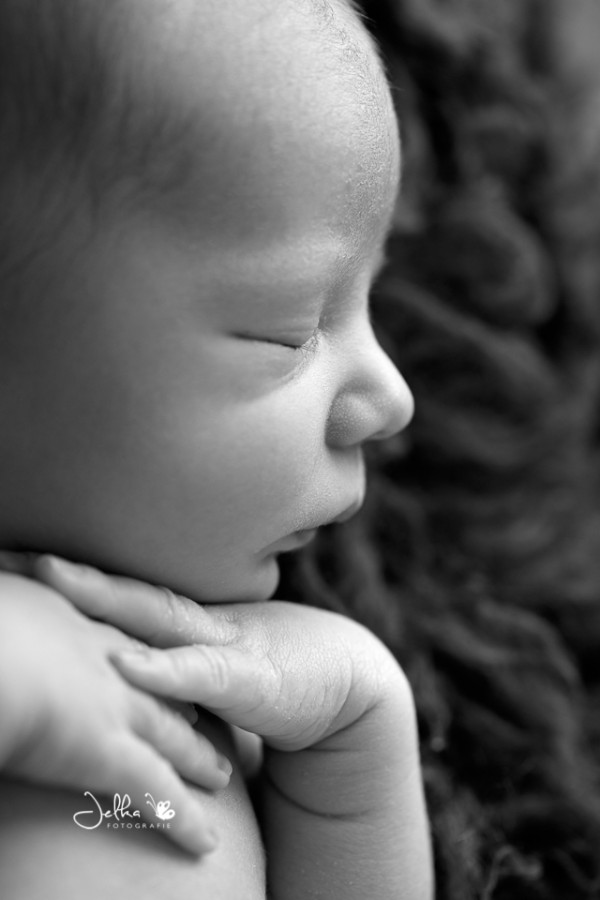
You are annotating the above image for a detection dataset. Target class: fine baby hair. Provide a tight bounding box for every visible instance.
[0,3,432,898]
[0,0,205,286]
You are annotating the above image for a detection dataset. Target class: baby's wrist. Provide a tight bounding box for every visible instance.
[331,621,417,738]
[261,667,420,816]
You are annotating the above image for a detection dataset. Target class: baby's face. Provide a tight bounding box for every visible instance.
[2,1,413,601]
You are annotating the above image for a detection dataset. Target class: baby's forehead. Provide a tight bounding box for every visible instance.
[0,0,396,348]
[121,0,393,223]
[0,0,391,255]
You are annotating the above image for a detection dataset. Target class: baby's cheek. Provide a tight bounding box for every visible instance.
[218,398,326,530]
[240,408,324,510]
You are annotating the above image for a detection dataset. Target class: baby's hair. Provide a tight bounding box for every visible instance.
[1,0,116,279]
[0,0,203,291]
[0,0,380,295]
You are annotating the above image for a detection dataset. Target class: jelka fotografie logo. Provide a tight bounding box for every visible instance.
[73,791,175,834]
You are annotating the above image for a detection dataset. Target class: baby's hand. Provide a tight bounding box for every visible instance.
[15,553,433,899]
[0,567,232,856]
[16,555,410,753]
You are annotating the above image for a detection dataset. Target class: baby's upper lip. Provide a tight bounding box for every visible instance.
[291,499,363,538]
[262,500,362,557]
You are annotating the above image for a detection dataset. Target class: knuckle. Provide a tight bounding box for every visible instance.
[219,611,245,646]
[260,651,284,703]
[169,648,194,685]
[136,698,190,753]
[131,685,166,722]
[128,692,154,733]
[151,586,194,645]
[202,648,232,694]
[155,702,187,737]
[151,586,180,641]
[126,637,150,652]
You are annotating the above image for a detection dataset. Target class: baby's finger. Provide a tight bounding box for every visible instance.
[131,694,232,790]
[167,699,199,726]
[93,736,219,856]
[33,555,229,648]
[114,645,279,736]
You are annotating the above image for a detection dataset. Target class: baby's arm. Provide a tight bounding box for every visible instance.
[0,568,231,856]
[32,556,433,900]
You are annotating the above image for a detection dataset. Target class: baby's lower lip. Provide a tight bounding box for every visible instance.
[292,528,318,547]
[267,529,318,554]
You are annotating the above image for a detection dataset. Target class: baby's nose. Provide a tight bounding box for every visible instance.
[326,329,414,449]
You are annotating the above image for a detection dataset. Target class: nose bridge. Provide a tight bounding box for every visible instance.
[326,322,414,448]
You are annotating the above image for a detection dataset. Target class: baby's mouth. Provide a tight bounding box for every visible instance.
[262,498,363,558]
[268,529,318,555]
[289,528,318,547]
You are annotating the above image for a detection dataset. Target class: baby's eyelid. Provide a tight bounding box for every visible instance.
[235,326,321,352]
[287,327,321,353]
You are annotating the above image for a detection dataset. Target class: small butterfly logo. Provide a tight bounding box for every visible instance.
[145,793,176,820]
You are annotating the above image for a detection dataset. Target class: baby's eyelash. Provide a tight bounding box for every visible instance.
[286,329,320,354]
[236,328,321,354]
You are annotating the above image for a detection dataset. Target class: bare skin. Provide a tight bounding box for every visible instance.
[0,0,430,897]
[0,555,432,900]
[0,708,266,900]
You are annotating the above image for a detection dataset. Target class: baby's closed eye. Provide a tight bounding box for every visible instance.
[234,326,321,354]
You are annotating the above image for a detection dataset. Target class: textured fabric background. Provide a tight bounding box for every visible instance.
[280,2,600,896]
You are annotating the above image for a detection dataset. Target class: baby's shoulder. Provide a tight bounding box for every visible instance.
[0,710,266,900]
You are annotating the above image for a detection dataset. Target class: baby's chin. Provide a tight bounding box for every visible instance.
[220,555,281,603]
[166,553,282,605]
